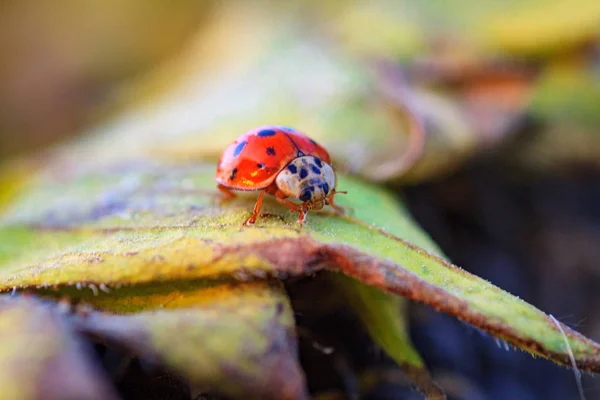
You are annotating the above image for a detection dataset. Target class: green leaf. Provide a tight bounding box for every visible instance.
[1,160,599,379]
[474,0,600,55]
[531,65,600,128]
[335,275,445,399]
[0,159,445,396]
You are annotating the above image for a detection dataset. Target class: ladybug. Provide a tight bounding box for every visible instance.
[215,126,346,226]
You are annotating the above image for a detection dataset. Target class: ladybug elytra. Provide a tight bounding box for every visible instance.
[215,126,345,226]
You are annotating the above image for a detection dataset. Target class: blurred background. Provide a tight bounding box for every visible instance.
[1,1,600,399]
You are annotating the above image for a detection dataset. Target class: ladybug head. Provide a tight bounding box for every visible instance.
[275,156,336,206]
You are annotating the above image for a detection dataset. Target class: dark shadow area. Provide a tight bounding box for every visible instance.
[404,156,600,400]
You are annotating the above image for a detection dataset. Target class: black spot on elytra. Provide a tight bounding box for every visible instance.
[311,165,321,174]
[314,158,322,168]
[257,129,276,137]
[297,151,305,157]
[300,168,308,179]
[257,163,265,169]
[230,168,238,180]
[233,141,247,157]
[266,147,276,156]
[299,190,312,202]
[287,164,297,174]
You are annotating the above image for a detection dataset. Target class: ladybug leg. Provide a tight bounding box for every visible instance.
[326,189,346,215]
[243,190,266,225]
[276,198,307,226]
[216,184,237,204]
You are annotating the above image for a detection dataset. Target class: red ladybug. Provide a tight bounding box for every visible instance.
[215,126,345,226]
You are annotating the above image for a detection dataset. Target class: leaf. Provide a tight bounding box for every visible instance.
[320,0,600,57]
[335,276,445,399]
[530,61,600,129]
[0,296,118,400]
[54,4,533,186]
[1,159,599,377]
[475,0,600,55]
[72,280,308,400]
[512,62,600,169]
[0,159,444,396]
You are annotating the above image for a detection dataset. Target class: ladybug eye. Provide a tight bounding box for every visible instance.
[321,183,329,194]
[299,190,312,202]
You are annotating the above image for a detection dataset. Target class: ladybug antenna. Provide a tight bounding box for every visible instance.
[334,189,347,195]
